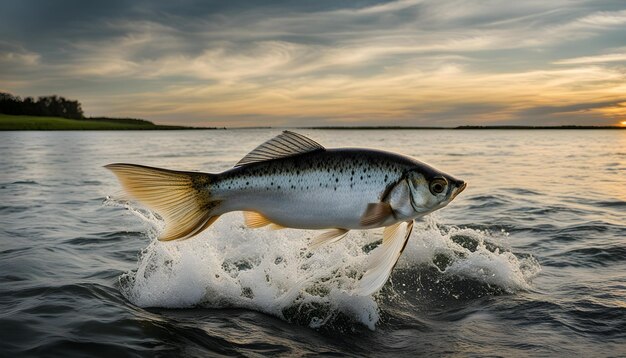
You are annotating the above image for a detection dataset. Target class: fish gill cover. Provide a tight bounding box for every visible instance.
[111,199,541,331]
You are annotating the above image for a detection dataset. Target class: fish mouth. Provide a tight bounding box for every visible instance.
[451,181,467,200]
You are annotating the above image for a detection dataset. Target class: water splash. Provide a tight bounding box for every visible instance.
[116,206,540,330]
[400,216,541,293]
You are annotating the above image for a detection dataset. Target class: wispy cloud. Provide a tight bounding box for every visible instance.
[554,53,626,65]
[1,0,625,126]
[0,41,40,67]
[576,9,626,27]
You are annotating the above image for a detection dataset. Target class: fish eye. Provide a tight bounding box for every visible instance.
[429,178,447,195]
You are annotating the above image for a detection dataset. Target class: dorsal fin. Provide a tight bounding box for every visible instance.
[235,130,324,167]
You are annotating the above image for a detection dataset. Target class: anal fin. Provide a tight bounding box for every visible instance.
[309,228,349,249]
[269,223,287,230]
[354,220,414,296]
[243,211,286,229]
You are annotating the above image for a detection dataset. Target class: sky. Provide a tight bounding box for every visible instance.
[1,0,626,127]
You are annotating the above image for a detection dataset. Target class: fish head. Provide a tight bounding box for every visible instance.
[404,166,467,216]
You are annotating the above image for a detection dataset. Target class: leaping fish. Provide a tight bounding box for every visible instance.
[106,131,466,295]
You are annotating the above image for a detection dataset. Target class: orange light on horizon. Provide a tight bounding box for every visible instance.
[621,121,626,126]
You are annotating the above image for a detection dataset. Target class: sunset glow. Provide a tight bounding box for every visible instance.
[1,1,626,127]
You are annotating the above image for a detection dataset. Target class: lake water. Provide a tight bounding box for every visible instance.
[0,129,624,356]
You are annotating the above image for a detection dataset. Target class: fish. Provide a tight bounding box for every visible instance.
[106,131,466,295]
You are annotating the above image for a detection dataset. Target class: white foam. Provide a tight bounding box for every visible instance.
[400,215,541,291]
[117,208,541,330]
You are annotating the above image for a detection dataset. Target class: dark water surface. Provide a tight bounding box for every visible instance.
[1,130,624,357]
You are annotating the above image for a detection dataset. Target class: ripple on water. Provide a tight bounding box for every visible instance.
[7,180,39,185]
[553,246,626,267]
[0,206,32,214]
[591,199,626,209]
[64,231,145,246]
[2,130,625,356]
[465,194,512,209]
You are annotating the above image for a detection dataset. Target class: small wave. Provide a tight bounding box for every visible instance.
[9,180,38,185]
[0,206,31,214]
[117,209,540,330]
[0,282,142,355]
[555,246,626,267]
[65,233,141,246]
[81,180,102,185]
[505,188,542,196]
[508,205,588,216]
[446,153,470,157]
[591,200,626,209]
[548,234,581,243]
[465,195,512,209]
[0,247,32,259]
[557,221,619,234]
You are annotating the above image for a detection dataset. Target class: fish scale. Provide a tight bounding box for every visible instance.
[213,149,414,229]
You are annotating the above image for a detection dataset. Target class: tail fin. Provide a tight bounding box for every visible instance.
[105,163,220,241]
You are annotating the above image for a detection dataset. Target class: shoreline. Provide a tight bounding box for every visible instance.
[300,125,626,130]
[1,114,624,130]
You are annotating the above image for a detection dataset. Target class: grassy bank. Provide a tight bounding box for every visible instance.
[0,114,194,130]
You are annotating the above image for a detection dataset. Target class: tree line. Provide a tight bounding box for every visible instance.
[0,92,84,119]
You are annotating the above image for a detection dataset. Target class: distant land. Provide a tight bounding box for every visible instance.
[2,114,625,130]
[304,125,626,130]
[1,93,624,130]
[0,92,208,130]
[0,114,204,130]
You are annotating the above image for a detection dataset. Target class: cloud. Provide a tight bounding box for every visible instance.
[0,42,40,67]
[511,100,626,125]
[554,53,626,65]
[576,9,626,27]
[0,51,40,66]
[1,0,626,126]
[78,61,625,127]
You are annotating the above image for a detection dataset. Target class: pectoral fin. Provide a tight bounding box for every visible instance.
[360,202,393,227]
[354,220,414,296]
[309,228,349,249]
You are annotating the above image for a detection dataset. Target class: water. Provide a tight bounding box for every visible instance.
[0,129,624,356]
